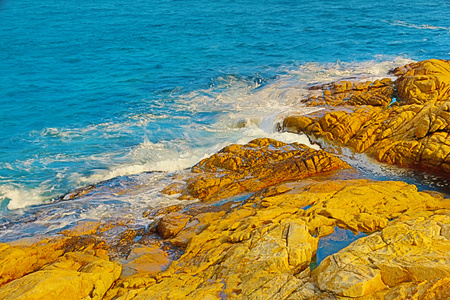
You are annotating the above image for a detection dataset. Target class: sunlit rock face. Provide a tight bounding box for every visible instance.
[304,78,394,107]
[103,177,449,300]
[283,59,450,176]
[163,137,352,201]
[0,238,121,300]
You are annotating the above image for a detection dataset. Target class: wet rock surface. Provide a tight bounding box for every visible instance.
[104,177,449,300]
[304,78,394,107]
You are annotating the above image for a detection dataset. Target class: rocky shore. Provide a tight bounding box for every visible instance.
[1,59,450,299]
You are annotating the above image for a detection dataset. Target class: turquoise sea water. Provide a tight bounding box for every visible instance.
[1,0,450,240]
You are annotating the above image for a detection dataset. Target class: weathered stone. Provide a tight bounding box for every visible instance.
[164,138,351,201]
[0,239,65,286]
[2,134,450,300]
[393,59,450,105]
[384,277,450,300]
[304,78,394,107]
[121,244,171,277]
[169,211,227,248]
[157,212,191,239]
[312,214,450,298]
[0,251,121,300]
[283,60,450,176]
[107,177,449,299]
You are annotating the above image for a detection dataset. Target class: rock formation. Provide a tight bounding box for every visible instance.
[105,177,450,300]
[0,237,121,300]
[163,138,351,201]
[283,59,450,176]
[1,60,450,299]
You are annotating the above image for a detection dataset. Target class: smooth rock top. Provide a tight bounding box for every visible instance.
[104,178,449,300]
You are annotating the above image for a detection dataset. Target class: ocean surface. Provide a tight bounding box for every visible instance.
[1,0,450,241]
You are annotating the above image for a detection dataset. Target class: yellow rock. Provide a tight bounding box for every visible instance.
[384,277,450,300]
[0,251,121,300]
[108,177,449,299]
[165,138,351,201]
[157,212,191,239]
[0,239,65,286]
[313,214,450,298]
[394,59,450,105]
[3,137,450,299]
[282,60,450,176]
[121,245,171,277]
[303,78,394,107]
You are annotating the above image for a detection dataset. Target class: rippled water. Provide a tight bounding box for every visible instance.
[0,0,449,240]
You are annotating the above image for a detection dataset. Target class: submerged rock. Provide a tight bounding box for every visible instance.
[283,59,450,176]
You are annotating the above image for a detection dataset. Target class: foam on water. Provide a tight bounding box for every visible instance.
[386,20,450,31]
[0,58,418,212]
[0,184,50,210]
[1,57,450,242]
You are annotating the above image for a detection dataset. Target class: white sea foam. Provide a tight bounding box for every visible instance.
[1,58,417,211]
[0,184,50,210]
[385,20,450,31]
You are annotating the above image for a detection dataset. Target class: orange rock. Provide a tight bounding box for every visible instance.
[168,138,351,201]
[157,212,191,239]
[312,214,450,298]
[108,178,449,299]
[304,78,394,107]
[0,251,121,300]
[384,277,450,300]
[121,245,171,277]
[0,239,65,286]
[394,59,450,105]
[283,60,450,176]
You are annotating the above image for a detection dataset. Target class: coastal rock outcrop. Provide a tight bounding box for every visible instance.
[283,59,450,176]
[2,59,450,299]
[163,138,351,201]
[1,136,449,299]
[304,78,394,107]
[105,177,449,299]
[392,59,450,105]
[313,214,450,298]
[0,237,121,300]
